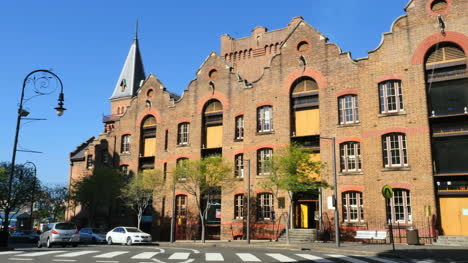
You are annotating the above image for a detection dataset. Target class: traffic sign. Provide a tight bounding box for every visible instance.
[381,185,393,199]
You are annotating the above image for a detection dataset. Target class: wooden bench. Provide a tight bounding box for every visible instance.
[355,230,387,243]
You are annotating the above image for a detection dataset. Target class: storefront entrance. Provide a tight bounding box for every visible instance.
[293,192,318,229]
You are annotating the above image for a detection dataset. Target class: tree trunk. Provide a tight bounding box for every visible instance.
[199,210,205,243]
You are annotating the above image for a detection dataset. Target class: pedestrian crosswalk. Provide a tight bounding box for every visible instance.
[0,249,404,262]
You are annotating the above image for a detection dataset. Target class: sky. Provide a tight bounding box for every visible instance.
[0,0,409,186]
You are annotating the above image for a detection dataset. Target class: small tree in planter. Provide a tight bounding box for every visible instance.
[260,144,329,244]
[173,156,233,242]
[120,169,165,229]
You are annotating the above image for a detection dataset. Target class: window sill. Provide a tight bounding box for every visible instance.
[234,138,244,142]
[176,143,190,148]
[120,152,131,156]
[378,111,406,117]
[339,171,363,176]
[337,122,360,128]
[341,222,367,227]
[256,131,274,136]
[234,177,244,181]
[381,166,411,172]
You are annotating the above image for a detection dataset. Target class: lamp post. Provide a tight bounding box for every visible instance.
[24,161,37,231]
[320,135,339,248]
[1,70,65,248]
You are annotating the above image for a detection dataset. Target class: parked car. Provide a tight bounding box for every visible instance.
[10,230,40,242]
[79,228,106,243]
[106,227,151,246]
[37,222,79,248]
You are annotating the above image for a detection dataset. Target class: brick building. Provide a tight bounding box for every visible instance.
[67,0,468,241]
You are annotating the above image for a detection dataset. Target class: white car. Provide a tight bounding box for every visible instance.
[106,227,151,245]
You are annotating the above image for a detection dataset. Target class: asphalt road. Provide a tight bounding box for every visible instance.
[0,244,413,263]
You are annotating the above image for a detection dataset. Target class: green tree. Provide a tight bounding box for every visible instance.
[173,156,233,242]
[120,169,165,229]
[0,162,40,239]
[260,145,329,244]
[69,167,122,227]
[36,185,68,223]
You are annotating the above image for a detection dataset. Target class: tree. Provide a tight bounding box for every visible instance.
[36,185,68,223]
[69,167,122,227]
[120,169,165,229]
[260,145,330,244]
[173,156,233,242]
[0,162,40,241]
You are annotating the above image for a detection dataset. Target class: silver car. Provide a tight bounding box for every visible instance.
[37,222,79,248]
[79,227,106,243]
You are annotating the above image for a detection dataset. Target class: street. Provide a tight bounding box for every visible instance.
[0,244,412,263]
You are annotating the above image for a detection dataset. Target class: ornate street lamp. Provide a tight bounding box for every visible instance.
[0,70,65,248]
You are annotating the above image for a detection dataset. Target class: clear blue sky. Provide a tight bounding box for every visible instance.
[0,0,408,185]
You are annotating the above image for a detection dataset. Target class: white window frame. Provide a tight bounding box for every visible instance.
[235,115,244,140]
[235,154,244,178]
[257,106,273,132]
[177,123,190,145]
[234,194,244,219]
[386,189,412,224]
[342,191,364,223]
[257,193,273,220]
[338,95,359,124]
[379,80,404,113]
[257,148,273,176]
[340,142,361,172]
[121,134,131,153]
[382,133,408,168]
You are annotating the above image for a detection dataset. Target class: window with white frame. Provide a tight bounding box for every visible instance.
[257,193,273,220]
[382,133,408,168]
[176,195,187,217]
[342,191,364,222]
[386,189,412,224]
[86,155,93,170]
[340,142,361,172]
[257,148,273,176]
[379,80,404,113]
[257,106,273,132]
[177,122,190,145]
[338,95,359,124]
[120,165,129,176]
[234,194,244,219]
[121,134,131,153]
[235,154,244,178]
[235,115,244,140]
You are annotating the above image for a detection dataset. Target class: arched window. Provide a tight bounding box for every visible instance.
[234,115,244,140]
[257,148,273,176]
[257,193,273,220]
[121,134,131,153]
[378,80,404,113]
[141,116,156,157]
[382,133,408,168]
[175,195,187,218]
[234,154,244,178]
[290,77,319,137]
[338,95,359,124]
[340,142,361,172]
[203,100,223,149]
[177,122,190,145]
[386,189,411,224]
[342,191,363,222]
[234,194,244,219]
[257,106,273,133]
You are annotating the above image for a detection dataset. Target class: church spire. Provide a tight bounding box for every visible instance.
[109,22,146,101]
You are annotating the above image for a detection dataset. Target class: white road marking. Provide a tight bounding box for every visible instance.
[362,256,400,263]
[18,251,66,257]
[132,252,160,259]
[296,254,332,262]
[168,252,190,260]
[96,261,119,263]
[0,251,22,255]
[56,250,99,257]
[94,251,129,258]
[236,253,261,262]
[206,253,224,261]
[53,260,77,262]
[8,259,32,261]
[326,254,368,263]
[266,253,297,262]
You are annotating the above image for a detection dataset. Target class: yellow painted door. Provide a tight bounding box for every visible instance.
[300,204,308,228]
[295,108,320,136]
[144,137,156,157]
[206,125,223,148]
[440,197,468,236]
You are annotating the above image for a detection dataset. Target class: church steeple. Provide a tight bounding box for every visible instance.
[110,21,146,101]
